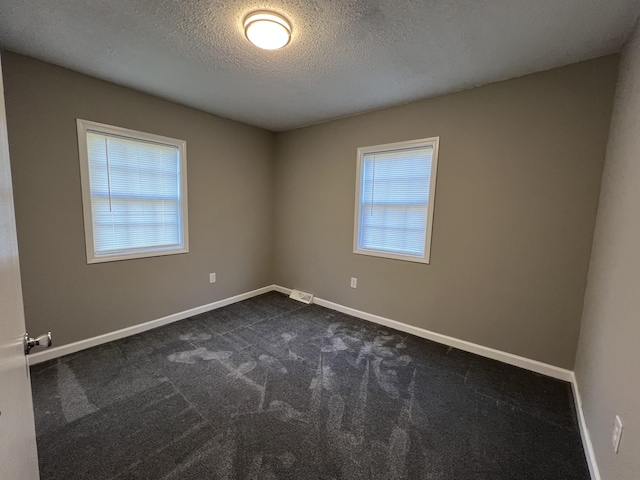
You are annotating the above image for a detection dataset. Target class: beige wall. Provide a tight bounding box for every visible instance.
[2,52,275,347]
[2,51,621,372]
[574,25,640,480]
[274,56,618,369]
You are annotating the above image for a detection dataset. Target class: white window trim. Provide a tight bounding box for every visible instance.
[353,137,439,264]
[76,119,189,264]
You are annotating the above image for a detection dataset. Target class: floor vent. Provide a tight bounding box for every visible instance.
[289,289,314,304]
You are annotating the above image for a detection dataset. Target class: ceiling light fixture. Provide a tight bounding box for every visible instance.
[244,11,291,50]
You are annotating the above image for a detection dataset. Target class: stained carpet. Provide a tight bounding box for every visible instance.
[30,291,589,479]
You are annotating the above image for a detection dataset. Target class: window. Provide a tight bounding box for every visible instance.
[77,119,188,263]
[353,137,439,264]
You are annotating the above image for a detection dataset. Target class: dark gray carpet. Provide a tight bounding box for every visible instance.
[30,291,589,479]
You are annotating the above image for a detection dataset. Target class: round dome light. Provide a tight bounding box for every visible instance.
[244,11,291,50]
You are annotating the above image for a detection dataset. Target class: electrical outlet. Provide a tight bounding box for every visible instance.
[612,415,623,453]
[209,273,216,284]
[350,277,357,288]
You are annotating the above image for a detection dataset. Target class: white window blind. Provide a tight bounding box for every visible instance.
[77,120,188,263]
[354,138,439,263]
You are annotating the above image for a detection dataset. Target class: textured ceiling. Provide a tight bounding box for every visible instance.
[0,0,638,131]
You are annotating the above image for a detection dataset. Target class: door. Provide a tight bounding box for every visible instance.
[0,53,40,479]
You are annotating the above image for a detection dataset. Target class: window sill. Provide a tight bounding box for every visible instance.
[353,248,430,264]
[87,247,189,264]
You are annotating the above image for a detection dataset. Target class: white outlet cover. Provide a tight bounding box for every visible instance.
[612,415,623,453]
[209,273,216,283]
[350,277,357,288]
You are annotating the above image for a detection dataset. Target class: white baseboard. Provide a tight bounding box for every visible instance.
[570,373,601,480]
[28,285,275,365]
[274,285,573,381]
[272,285,293,295]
